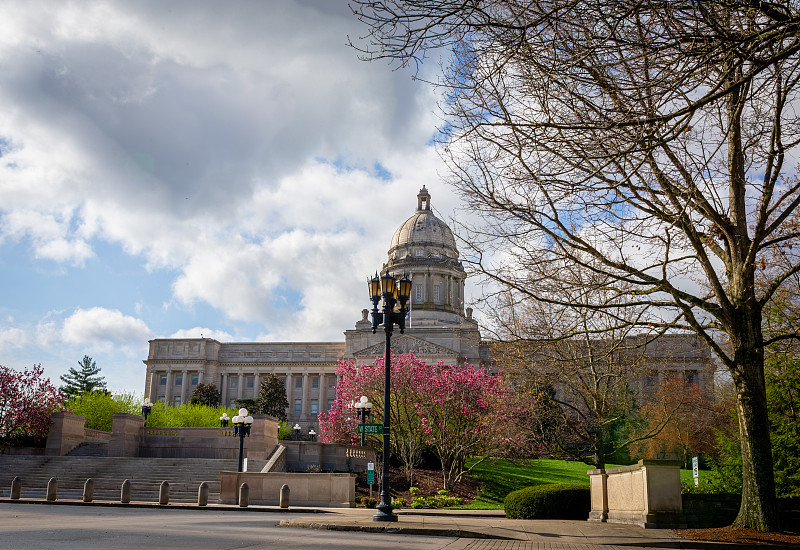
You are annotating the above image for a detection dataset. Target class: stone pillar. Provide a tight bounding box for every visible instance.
[221,373,229,406]
[319,374,327,417]
[165,370,174,405]
[180,369,189,405]
[237,368,244,400]
[45,412,86,456]
[108,413,145,457]
[148,369,158,401]
[588,468,608,522]
[249,415,280,460]
[253,373,261,399]
[302,373,310,419]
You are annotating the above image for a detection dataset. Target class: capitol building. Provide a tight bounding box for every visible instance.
[142,187,715,431]
[142,187,490,430]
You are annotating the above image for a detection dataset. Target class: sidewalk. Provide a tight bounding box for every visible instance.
[279,508,721,550]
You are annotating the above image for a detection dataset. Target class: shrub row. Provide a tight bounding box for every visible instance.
[504,484,590,520]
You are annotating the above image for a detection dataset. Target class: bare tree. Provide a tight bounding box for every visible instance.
[350,0,800,531]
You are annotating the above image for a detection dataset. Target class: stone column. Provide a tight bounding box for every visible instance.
[302,373,310,419]
[221,373,229,406]
[148,369,158,401]
[253,373,261,399]
[237,368,244,400]
[165,370,174,404]
[108,414,145,457]
[180,369,189,405]
[319,373,327,416]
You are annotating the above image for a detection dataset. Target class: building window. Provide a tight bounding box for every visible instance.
[230,376,238,389]
[329,379,337,389]
[312,376,319,389]
[415,248,423,257]
[294,399,302,417]
[246,376,254,389]
[174,396,181,406]
[158,396,165,404]
[175,374,183,386]
[433,284,440,303]
[684,370,698,386]
[415,285,423,302]
[160,375,167,385]
[311,400,318,415]
[191,374,199,386]
[295,376,303,388]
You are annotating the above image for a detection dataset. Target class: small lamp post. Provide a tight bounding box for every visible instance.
[293,424,301,441]
[367,271,412,522]
[309,429,317,442]
[220,413,230,428]
[141,398,153,426]
[354,395,373,447]
[232,408,253,472]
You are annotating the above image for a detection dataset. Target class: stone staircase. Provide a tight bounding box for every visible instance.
[0,456,268,503]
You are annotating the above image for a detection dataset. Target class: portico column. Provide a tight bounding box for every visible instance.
[237,368,244,400]
[302,373,310,419]
[221,373,228,406]
[165,370,174,404]
[254,372,261,399]
[319,373,328,416]
[148,368,158,401]
[180,369,189,405]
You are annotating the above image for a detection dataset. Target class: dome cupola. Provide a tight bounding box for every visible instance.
[384,187,467,319]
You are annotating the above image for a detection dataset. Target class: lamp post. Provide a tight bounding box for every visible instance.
[220,413,230,428]
[354,395,373,447]
[293,424,301,441]
[309,429,316,442]
[232,408,253,472]
[368,271,412,523]
[141,398,152,426]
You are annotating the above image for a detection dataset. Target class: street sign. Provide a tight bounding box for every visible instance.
[358,423,383,434]
[367,462,375,491]
[692,456,699,486]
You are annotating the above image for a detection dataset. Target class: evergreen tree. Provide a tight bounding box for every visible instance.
[189,383,220,406]
[59,355,107,399]
[255,373,289,421]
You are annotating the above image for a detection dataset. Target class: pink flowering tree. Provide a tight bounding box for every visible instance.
[0,364,64,446]
[319,352,532,489]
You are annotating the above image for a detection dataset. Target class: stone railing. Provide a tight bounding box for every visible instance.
[261,445,287,472]
[280,441,377,472]
[219,471,356,507]
[588,460,686,528]
[83,429,112,443]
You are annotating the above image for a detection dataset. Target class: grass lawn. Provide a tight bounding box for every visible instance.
[454,458,623,510]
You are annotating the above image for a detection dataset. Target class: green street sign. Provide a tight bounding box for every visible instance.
[358,423,383,434]
[367,471,374,484]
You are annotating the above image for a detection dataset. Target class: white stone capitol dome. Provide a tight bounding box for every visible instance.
[388,186,458,260]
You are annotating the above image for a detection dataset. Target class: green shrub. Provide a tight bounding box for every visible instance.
[409,486,420,496]
[411,497,425,509]
[145,402,238,427]
[504,484,590,520]
[392,497,408,508]
[354,496,363,504]
[277,421,293,440]
[66,391,140,432]
[362,497,378,509]
[437,489,448,496]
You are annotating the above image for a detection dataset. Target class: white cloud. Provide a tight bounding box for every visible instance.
[41,307,153,353]
[169,327,234,341]
[0,326,28,351]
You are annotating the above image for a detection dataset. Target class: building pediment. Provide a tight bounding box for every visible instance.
[353,334,458,359]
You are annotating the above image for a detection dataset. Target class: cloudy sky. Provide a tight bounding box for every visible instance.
[0,1,467,393]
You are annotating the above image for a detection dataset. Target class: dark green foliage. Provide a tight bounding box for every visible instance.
[255,373,289,421]
[59,355,107,399]
[765,354,800,496]
[504,484,590,519]
[233,398,257,411]
[189,383,220,406]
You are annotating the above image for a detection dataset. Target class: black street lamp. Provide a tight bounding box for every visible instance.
[232,408,253,472]
[293,423,301,441]
[368,271,412,523]
[309,428,317,442]
[220,413,230,428]
[354,395,373,447]
[141,398,153,426]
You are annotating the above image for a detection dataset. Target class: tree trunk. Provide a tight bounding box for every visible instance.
[730,320,781,531]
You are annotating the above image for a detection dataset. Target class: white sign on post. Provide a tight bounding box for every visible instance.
[367,462,375,471]
[692,456,699,486]
[243,458,248,473]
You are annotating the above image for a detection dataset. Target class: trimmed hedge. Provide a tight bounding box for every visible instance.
[504,483,590,519]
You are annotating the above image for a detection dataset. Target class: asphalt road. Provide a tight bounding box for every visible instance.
[0,504,456,550]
